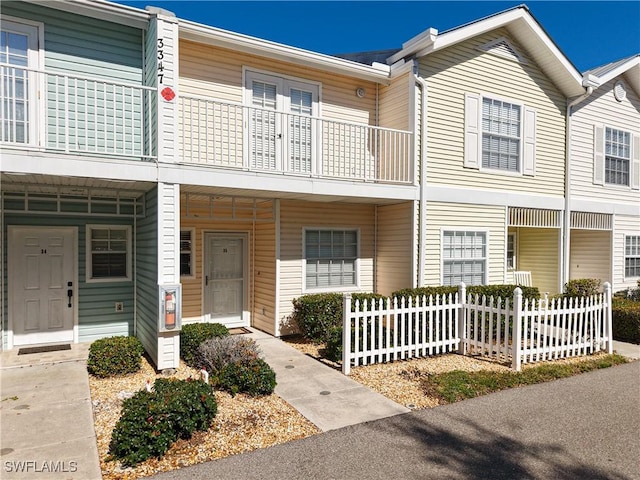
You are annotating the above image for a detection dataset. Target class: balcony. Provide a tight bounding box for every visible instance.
[179,95,414,185]
[1,65,155,160]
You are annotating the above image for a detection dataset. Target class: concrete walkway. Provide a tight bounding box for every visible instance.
[0,344,102,480]
[248,330,410,431]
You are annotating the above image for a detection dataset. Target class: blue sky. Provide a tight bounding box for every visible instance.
[114,1,640,71]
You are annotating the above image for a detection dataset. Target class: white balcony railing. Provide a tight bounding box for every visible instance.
[180,95,414,184]
[1,64,155,159]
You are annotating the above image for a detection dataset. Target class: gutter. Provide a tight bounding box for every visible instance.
[413,61,428,287]
[562,77,597,290]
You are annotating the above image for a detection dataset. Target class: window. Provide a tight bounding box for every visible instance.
[442,231,486,286]
[1,18,39,145]
[626,236,640,278]
[482,98,521,172]
[305,229,357,289]
[87,226,131,281]
[180,229,195,278]
[506,233,516,269]
[605,127,631,186]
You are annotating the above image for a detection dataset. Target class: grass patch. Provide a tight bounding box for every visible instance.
[423,354,628,404]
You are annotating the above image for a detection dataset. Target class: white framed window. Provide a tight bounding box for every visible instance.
[180,229,195,278]
[625,236,640,278]
[0,17,42,146]
[464,93,536,176]
[605,127,631,186]
[304,229,358,290]
[442,230,487,286]
[506,233,516,269]
[86,225,131,282]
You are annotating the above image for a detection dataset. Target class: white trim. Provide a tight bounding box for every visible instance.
[7,226,78,350]
[587,56,640,89]
[623,234,640,280]
[85,224,133,283]
[571,199,640,217]
[440,228,489,286]
[302,227,361,294]
[179,227,196,279]
[274,199,281,336]
[426,185,565,211]
[25,0,151,29]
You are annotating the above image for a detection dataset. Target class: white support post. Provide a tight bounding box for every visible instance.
[512,287,523,371]
[603,282,613,354]
[342,293,352,375]
[457,282,467,355]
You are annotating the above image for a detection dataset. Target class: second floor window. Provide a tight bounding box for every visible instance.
[605,127,631,186]
[482,98,521,172]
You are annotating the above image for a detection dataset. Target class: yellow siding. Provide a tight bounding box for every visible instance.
[570,230,611,286]
[278,200,376,329]
[424,202,506,286]
[571,77,640,204]
[613,214,640,291]
[379,71,411,131]
[518,228,560,294]
[179,40,377,124]
[376,202,414,295]
[420,28,566,195]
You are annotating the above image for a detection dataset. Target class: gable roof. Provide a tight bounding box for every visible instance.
[584,54,640,95]
[387,5,585,98]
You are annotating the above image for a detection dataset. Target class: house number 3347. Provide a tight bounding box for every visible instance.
[157,38,165,84]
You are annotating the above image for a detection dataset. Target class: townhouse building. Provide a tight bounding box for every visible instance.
[1,1,637,370]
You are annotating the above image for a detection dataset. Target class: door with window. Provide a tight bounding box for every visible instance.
[9,227,76,346]
[203,234,247,327]
[1,19,39,145]
[245,71,318,174]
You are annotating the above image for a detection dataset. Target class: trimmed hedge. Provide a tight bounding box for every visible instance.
[392,284,541,303]
[563,278,601,298]
[108,378,217,466]
[180,322,229,367]
[87,336,144,378]
[218,358,276,396]
[612,298,640,345]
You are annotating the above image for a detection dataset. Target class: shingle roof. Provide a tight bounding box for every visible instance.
[332,49,401,66]
[585,54,640,77]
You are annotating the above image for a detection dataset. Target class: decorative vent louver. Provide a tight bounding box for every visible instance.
[480,38,526,64]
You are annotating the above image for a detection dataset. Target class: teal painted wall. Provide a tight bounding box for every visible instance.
[2,215,135,346]
[136,187,159,363]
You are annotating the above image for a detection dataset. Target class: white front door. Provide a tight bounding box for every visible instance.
[9,227,76,346]
[203,234,247,327]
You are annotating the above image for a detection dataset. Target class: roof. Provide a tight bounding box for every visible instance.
[584,54,640,95]
[333,49,401,66]
[386,5,585,98]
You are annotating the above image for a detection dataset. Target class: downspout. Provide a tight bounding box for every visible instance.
[414,63,428,287]
[563,84,594,291]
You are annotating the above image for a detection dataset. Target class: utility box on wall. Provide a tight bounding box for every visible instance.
[158,284,182,333]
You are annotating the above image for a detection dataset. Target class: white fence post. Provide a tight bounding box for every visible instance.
[512,287,523,371]
[603,282,613,354]
[457,282,467,355]
[342,293,352,375]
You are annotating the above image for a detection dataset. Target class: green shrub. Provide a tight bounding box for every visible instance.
[180,322,229,367]
[392,284,540,304]
[108,378,217,467]
[291,292,386,344]
[614,280,640,301]
[612,297,640,344]
[197,336,261,375]
[217,358,276,396]
[564,278,601,298]
[87,336,144,378]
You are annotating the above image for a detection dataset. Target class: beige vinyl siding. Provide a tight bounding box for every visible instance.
[376,202,414,295]
[179,40,377,124]
[252,204,276,334]
[571,77,640,203]
[423,202,505,286]
[379,71,411,131]
[420,28,566,195]
[278,201,375,328]
[570,230,612,286]
[613,214,640,291]
[518,228,560,294]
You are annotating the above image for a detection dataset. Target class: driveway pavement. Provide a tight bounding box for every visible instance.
[151,360,640,480]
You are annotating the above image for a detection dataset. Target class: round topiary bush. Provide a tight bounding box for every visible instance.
[87,336,144,378]
[108,378,217,467]
[218,358,276,396]
[180,322,229,367]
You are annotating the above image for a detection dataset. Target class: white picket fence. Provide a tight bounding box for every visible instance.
[341,283,613,374]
